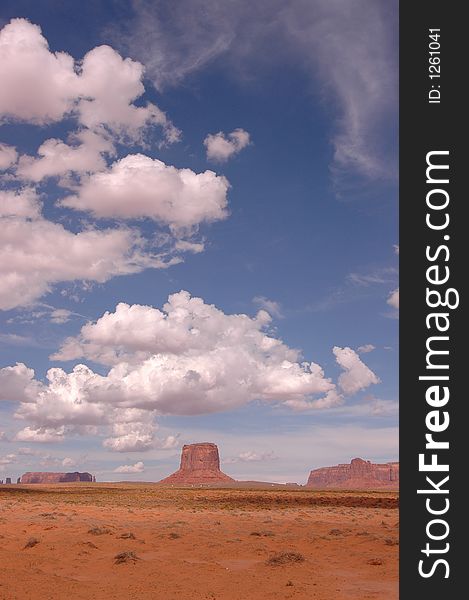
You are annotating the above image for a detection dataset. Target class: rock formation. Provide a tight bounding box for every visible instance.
[159,443,234,484]
[306,458,399,489]
[5,477,12,484]
[20,472,94,484]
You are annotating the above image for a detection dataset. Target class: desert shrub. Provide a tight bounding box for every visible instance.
[118,532,136,539]
[114,551,140,564]
[266,552,305,566]
[88,526,111,535]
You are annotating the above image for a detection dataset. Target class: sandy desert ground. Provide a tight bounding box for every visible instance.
[0,484,398,600]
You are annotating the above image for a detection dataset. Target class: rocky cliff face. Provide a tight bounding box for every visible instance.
[159,443,234,484]
[20,472,94,484]
[306,458,399,489]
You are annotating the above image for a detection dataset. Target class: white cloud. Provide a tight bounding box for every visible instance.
[50,291,336,414]
[333,346,380,395]
[61,457,77,468]
[387,288,399,310]
[5,292,344,447]
[14,426,65,443]
[283,389,344,411]
[204,128,250,162]
[0,19,78,124]
[225,450,278,464]
[50,309,73,324]
[0,453,16,465]
[17,130,113,182]
[117,0,396,179]
[0,188,41,219]
[393,244,399,255]
[0,18,179,143]
[252,296,283,318]
[114,461,144,474]
[75,45,180,143]
[59,154,229,231]
[357,344,375,354]
[0,210,172,311]
[0,362,41,402]
[103,421,157,453]
[0,143,17,169]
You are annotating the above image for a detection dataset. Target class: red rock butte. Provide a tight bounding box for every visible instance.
[306,458,399,490]
[159,443,234,484]
[20,472,95,484]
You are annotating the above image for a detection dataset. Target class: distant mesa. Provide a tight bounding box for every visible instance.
[159,443,234,484]
[20,472,96,484]
[306,458,399,490]
[5,477,12,484]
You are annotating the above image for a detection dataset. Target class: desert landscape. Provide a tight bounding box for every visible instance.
[1,443,398,600]
[0,483,398,600]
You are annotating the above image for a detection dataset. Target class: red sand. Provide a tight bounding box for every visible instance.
[0,483,398,600]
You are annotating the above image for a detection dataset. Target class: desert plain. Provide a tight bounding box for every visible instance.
[0,483,398,600]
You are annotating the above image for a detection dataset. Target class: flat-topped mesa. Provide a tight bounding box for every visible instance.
[159,443,234,484]
[306,458,399,490]
[20,472,95,484]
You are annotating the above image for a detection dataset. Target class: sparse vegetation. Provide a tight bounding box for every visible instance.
[23,537,39,549]
[114,551,140,564]
[384,537,399,546]
[117,532,136,539]
[266,552,305,566]
[88,526,112,535]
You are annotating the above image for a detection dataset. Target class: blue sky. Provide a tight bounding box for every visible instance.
[0,1,398,483]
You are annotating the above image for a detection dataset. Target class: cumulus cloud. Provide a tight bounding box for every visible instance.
[62,457,77,468]
[0,188,41,219]
[0,18,179,144]
[204,128,250,162]
[14,426,65,443]
[114,461,144,474]
[0,19,234,311]
[51,290,336,411]
[357,344,375,354]
[59,154,229,231]
[333,346,380,395]
[0,143,17,170]
[17,130,114,182]
[103,421,157,452]
[0,211,172,310]
[0,362,41,402]
[387,288,399,310]
[252,296,283,318]
[3,292,347,447]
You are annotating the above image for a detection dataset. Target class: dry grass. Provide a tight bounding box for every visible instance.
[88,526,112,535]
[117,532,136,539]
[266,552,305,566]
[114,551,140,564]
[0,483,399,512]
